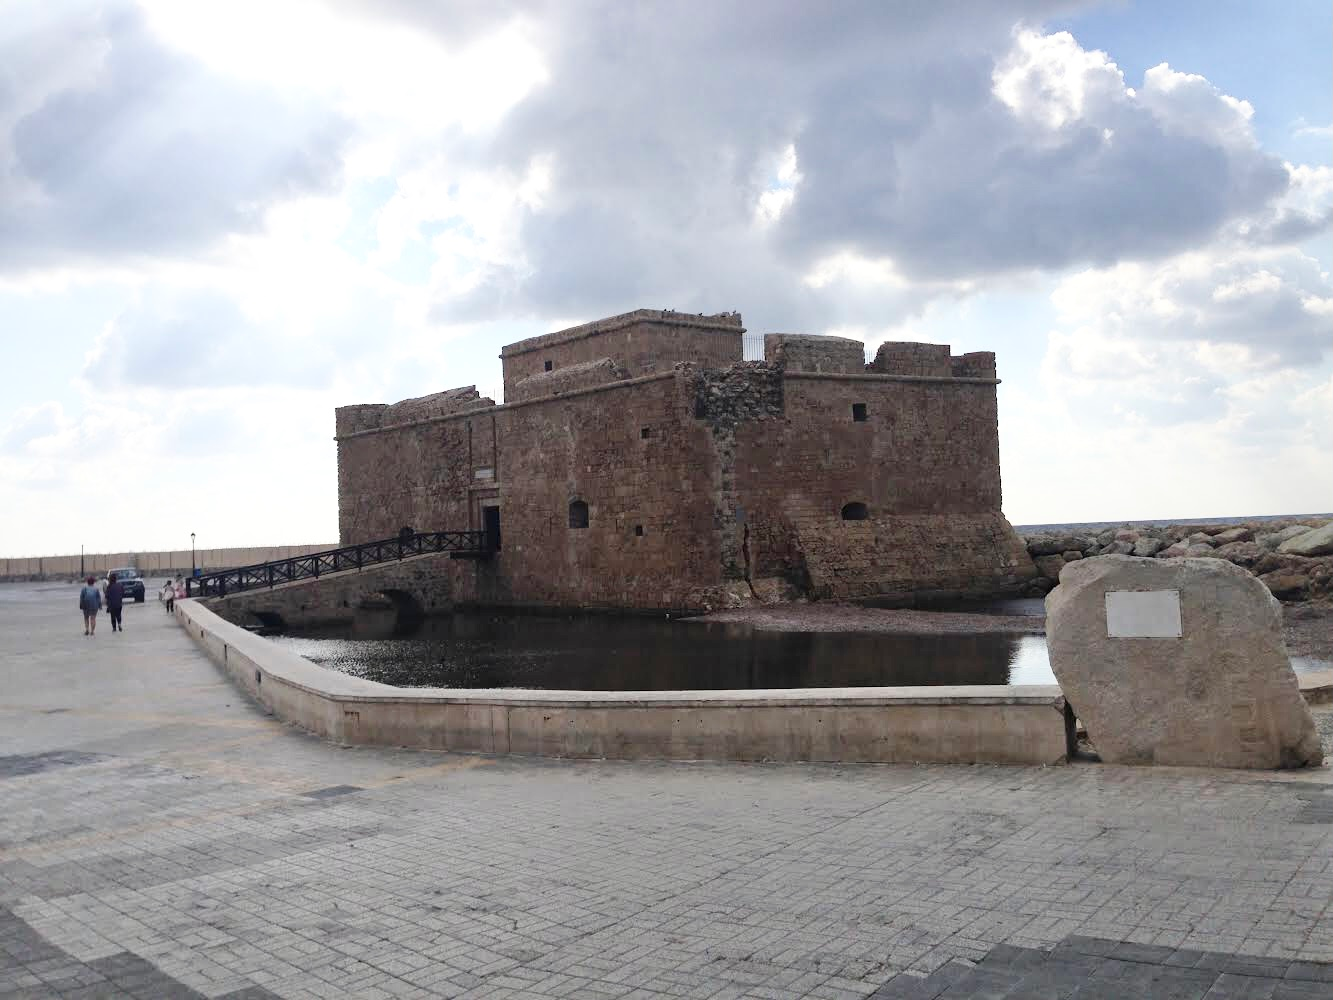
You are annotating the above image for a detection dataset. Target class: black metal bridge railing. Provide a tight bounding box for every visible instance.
[187,530,489,598]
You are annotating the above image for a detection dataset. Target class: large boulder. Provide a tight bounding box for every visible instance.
[1258,570,1309,599]
[1132,537,1166,558]
[1033,554,1066,580]
[1214,540,1262,567]
[1212,526,1253,545]
[1027,534,1087,557]
[1046,555,1323,769]
[1278,523,1333,557]
[1258,524,1313,550]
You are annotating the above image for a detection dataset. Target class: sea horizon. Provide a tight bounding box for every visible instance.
[1014,512,1333,534]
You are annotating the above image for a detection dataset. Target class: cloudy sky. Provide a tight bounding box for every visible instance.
[1,0,1329,556]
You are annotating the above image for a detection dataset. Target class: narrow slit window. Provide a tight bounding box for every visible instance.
[544,360,553,371]
[634,525,644,537]
[841,502,869,521]
[640,427,652,439]
[568,499,589,529]
[852,403,867,422]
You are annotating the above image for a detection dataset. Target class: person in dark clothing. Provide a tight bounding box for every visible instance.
[105,572,125,633]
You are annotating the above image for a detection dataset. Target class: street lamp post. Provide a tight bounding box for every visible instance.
[80,544,84,578]
[191,532,196,578]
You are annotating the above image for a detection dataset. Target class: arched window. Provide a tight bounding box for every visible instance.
[841,502,869,521]
[568,499,590,529]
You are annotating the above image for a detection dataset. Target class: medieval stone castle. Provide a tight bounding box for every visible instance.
[335,309,1033,611]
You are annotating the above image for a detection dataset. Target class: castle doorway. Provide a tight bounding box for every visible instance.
[483,505,502,551]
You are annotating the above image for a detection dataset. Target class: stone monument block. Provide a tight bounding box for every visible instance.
[1046,554,1323,769]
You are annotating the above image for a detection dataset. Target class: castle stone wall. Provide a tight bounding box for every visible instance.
[764,333,865,373]
[499,310,743,400]
[337,408,497,543]
[508,357,629,403]
[870,341,953,377]
[724,372,1023,595]
[334,311,1032,611]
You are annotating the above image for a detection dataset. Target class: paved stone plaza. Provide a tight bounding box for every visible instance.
[2,584,1331,999]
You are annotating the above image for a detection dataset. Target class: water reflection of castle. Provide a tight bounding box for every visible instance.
[297,612,1029,691]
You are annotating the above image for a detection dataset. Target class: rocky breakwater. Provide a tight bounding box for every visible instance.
[1021,518,1333,603]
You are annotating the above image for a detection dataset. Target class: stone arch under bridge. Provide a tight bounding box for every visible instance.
[202,551,454,631]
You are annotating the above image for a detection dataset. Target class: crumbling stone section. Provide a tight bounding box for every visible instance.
[509,357,630,402]
[951,351,997,379]
[1047,555,1323,769]
[690,362,785,586]
[335,386,493,437]
[500,309,743,399]
[870,341,952,377]
[763,333,864,373]
[334,403,391,437]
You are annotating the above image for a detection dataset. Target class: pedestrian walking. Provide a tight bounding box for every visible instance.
[106,572,125,633]
[173,577,186,606]
[160,579,175,612]
[78,575,102,636]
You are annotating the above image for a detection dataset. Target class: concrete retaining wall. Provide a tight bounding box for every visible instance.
[2,544,335,581]
[175,599,1073,766]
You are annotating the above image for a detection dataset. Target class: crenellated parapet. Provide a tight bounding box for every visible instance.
[335,387,494,438]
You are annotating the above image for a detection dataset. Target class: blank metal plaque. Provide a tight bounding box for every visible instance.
[1105,589,1182,638]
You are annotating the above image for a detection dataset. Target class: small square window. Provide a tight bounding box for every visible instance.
[544,360,553,372]
[852,403,868,422]
[640,427,651,439]
[634,525,644,536]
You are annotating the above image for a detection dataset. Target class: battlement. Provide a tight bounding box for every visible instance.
[500,308,744,401]
[501,309,744,358]
[335,386,493,437]
[764,333,865,373]
[508,357,631,402]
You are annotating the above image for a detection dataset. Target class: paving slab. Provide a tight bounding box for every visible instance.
[1,581,1331,999]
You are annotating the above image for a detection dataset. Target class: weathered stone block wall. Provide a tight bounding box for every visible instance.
[951,352,997,379]
[727,374,1026,595]
[334,310,1028,611]
[475,372,729,610]
[794,513,1034,599]
[500,310,743,399]
[334,386,492,437]
[870,342,953,377]
[337,409,498,544]
[763,334,865,373]
[508,358,629,403]
[334,403,390,437]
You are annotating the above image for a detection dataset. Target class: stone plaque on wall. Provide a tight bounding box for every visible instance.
[1105,589,1182,638]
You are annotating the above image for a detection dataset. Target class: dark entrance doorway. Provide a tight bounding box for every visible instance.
[483,506,502,551]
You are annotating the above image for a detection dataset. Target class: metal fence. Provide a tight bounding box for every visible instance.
[189,530,489,598]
